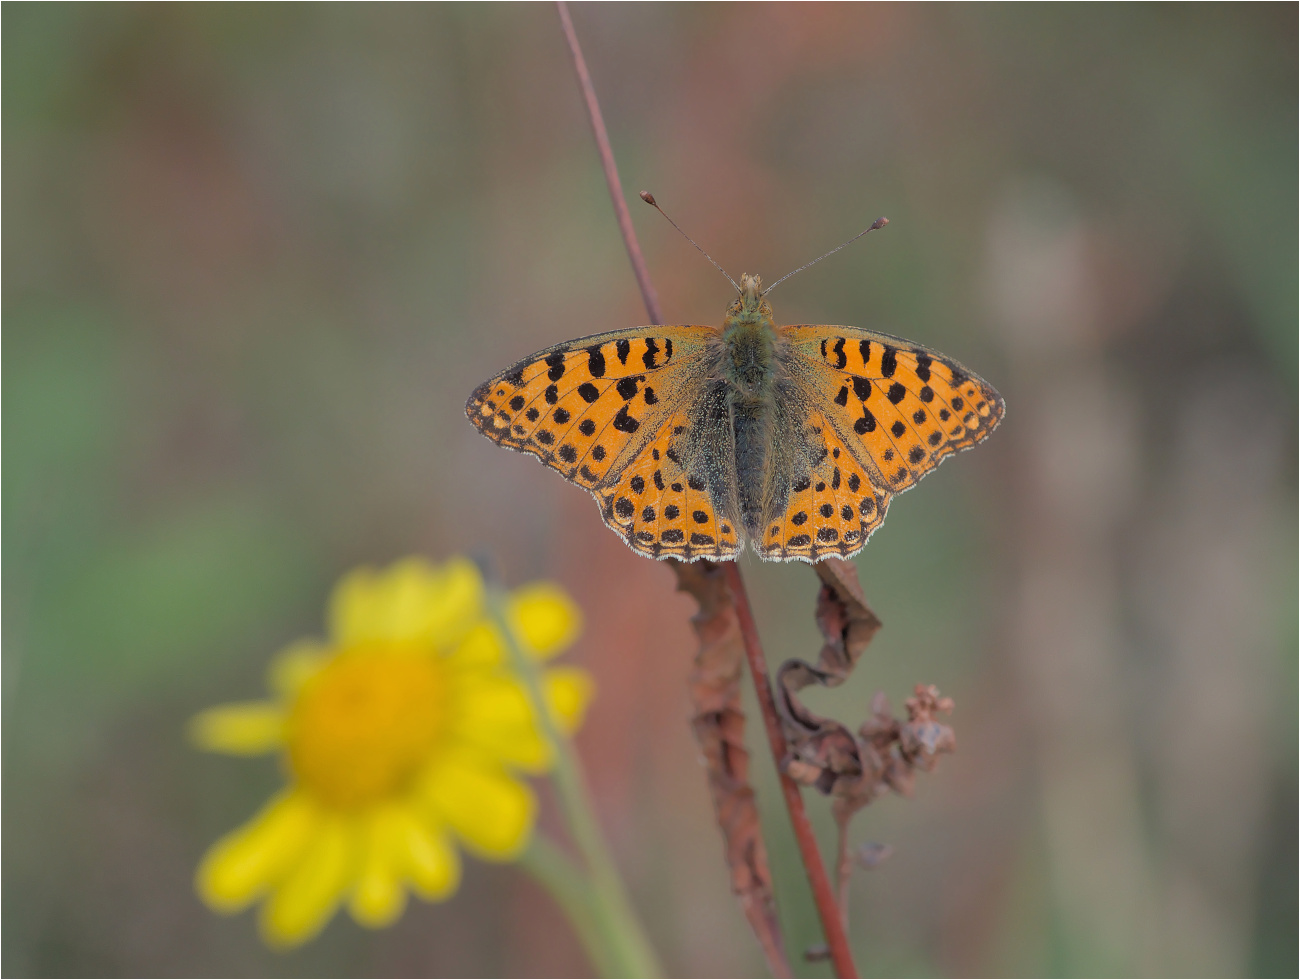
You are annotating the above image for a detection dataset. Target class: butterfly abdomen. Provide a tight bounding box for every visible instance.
[720,318,780,543]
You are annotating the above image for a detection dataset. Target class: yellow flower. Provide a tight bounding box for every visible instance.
[191,557,593,948]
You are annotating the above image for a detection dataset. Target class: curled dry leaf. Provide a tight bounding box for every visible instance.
[774,558,957,930]
[669,558,790,977]
[775,558,955,815]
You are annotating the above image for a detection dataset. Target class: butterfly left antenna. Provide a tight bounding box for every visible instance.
[640,192,741,293]
[762,216,889,296]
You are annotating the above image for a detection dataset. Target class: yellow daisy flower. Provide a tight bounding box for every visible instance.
[190,557,593,949]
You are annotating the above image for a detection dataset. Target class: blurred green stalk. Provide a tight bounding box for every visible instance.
[489,591,661,978]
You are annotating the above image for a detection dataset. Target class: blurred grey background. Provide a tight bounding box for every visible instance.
[4,4,1296,976]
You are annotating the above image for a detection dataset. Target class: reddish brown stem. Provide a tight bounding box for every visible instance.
[555,0,663,326]
[724,562,859,979]
[555,5,856,975]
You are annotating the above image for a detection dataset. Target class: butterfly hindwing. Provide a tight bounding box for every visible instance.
[595,399,741,561]
[752,408,891,561]
[467,325,740,560]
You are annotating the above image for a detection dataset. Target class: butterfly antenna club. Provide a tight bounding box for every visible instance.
[640,191,742,293]
[762,216,889,296]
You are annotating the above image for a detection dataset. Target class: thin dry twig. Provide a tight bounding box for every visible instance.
[724,562,860,978]
[555,6,858,975]
[556,0,662,326]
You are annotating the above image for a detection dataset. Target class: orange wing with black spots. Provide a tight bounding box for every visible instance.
[466,325,740,560]
[751,408,891,561]
[594,404,742,561]
[755,326,1004,562]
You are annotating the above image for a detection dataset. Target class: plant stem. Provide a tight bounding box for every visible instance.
[723,562,859,978]
[520,835,618,977]
[556,0,664,327]
[556,4,857,975]
[490,592,661,978]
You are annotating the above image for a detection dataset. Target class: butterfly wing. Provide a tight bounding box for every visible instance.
[752,325,1004,562]
[466,326,742,561]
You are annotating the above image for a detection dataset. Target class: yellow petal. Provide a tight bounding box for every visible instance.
[348,805,408,929]
[329,557,484,648]
[509,582,582,660]
[196,790,319,913]
[446,621,506,672]
[397,811,461,901]
[416,749,535,860]
[267,640,328,697]
[451,674,550,772]
[544,666,595,735]
[260,812,358,949]
[189,702,285,755]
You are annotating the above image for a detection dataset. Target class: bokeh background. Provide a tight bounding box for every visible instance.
[4,4,1296,976]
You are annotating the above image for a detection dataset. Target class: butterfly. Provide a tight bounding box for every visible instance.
[466,272,1003,563]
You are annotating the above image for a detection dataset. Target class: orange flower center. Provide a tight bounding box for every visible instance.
[286,646,446,809]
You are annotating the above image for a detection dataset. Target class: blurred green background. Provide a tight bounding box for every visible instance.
[4,4,1296,976]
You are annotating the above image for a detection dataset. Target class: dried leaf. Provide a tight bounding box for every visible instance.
[772,559,957,924]
[669,559,788,976]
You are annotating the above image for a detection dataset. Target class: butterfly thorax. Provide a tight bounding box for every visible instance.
[722,274,778,401]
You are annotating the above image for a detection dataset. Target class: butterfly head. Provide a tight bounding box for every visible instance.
[725,273,774,327]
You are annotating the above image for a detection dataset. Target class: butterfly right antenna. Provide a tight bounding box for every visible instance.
[640,191,742,294]
[762,216,889,296]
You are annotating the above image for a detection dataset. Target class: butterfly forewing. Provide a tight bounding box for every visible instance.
[466,325,740,560]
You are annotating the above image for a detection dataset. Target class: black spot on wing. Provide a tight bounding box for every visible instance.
[587,345,606,378]
[880,346,898,377]
[612,405,639,433]
[615,339,630,364]
[546,352,566,381]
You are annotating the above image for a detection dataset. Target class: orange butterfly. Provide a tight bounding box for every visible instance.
[467,229,1003,563]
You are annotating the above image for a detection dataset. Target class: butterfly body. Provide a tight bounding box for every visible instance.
[467,274,1003,563]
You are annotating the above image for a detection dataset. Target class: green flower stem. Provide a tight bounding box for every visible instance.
[520,835,617,977]
[489,591,661,978]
